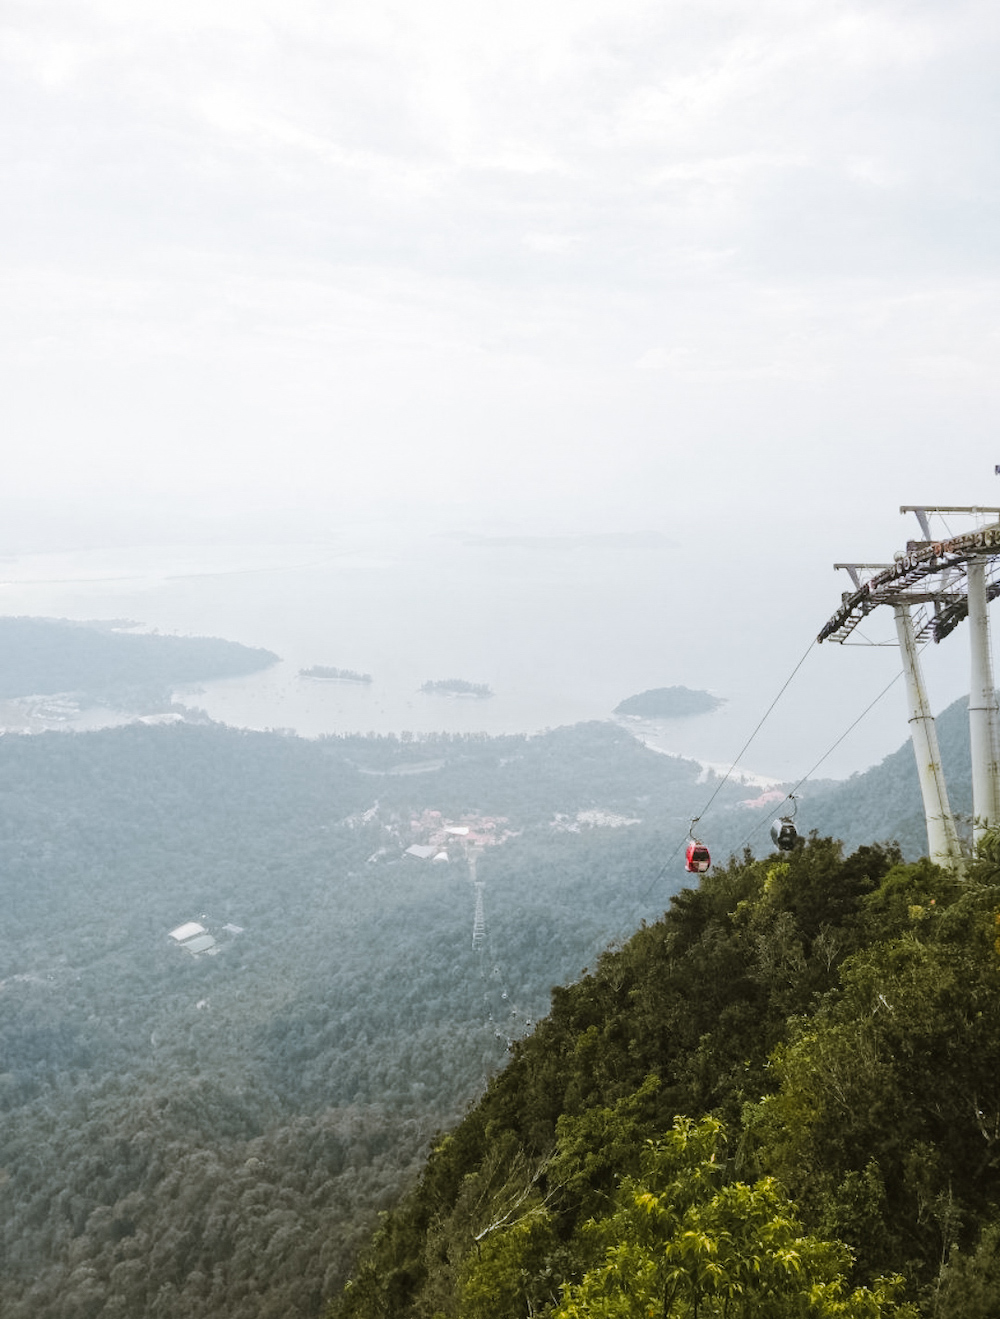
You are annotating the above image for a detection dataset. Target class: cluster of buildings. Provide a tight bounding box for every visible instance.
[550,809,642,831]
[167,919,244,957]
[402,808,516,863]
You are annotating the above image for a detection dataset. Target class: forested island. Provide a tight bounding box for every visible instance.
[0,616,278,704]
[0,702,987,1317]
[420,678,493,698]
[299,665,373,683]
[614,684,723,718]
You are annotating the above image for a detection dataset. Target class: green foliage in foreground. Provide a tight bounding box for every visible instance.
[333,838,1000,1318]
[456,1112,915,1319]
[552,1117,914,1319]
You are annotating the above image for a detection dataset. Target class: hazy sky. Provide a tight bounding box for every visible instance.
[2,0,999,553]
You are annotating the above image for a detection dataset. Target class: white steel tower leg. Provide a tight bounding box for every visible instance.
[893,603,963,868]
[967,556,1000,844]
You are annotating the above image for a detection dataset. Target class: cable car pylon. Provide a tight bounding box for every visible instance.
[892,600,962,867]
[966,553,1000,843]
[472,883,486,950]
[819,502,1000,868]
[466,847,487,950]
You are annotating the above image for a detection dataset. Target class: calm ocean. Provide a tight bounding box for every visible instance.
[0,527,972,782]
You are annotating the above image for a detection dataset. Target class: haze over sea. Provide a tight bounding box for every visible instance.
[0,521,976,784]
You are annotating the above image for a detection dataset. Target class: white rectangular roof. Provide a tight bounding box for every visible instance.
[182,934,217,955]
[168,921,205,942]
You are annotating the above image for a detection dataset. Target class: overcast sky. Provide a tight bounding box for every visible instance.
[2,0,999,552]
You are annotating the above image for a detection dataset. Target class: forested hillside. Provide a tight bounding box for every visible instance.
[0,719,735,1318]
[0,696,981,1317]
[334,836,1000,1318]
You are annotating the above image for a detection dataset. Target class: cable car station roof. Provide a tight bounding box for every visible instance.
[818,515,1000,645]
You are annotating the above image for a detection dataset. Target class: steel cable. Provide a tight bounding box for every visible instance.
[638,637,817,899]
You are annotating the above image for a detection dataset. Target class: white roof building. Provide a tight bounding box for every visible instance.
[182,933,218,956]
[168,921,205,943]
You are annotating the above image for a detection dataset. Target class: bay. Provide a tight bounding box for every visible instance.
[0,526,971,782]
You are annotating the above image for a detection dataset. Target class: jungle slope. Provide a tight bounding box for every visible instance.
[0,718,734,1319]
[333,835,1000,1319]
[0,696,983,1319]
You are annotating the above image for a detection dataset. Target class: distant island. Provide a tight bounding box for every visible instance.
[459,531,674,552]
[614,685,723,718]
[299,666,372,683]
[420,678,493,699]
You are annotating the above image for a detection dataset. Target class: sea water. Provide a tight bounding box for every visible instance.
[0,527,972,781]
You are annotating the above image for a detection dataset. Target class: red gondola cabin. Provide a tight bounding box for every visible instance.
[685,840,711,873]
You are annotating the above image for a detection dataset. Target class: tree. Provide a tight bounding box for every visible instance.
[554,1117,915,1319]
[756,871,1000,1285]
[934,1219,1000,1318]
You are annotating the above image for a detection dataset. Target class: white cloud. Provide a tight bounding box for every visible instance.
[0,0,998,529]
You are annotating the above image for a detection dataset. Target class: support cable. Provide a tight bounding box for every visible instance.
[689,638,817,826]
[638,637,816,899]
[642,641,915,900]
[732,665,906,857]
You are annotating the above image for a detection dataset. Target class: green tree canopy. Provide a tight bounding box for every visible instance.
[554,1117,915,1319]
